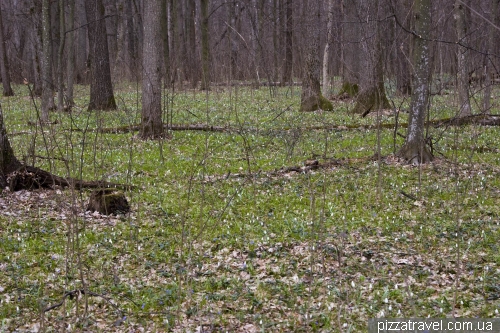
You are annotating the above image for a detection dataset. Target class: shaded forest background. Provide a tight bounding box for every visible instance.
[0,0,498,108]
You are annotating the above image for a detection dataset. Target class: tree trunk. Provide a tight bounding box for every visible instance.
[85,0,117,111]
[397,0,433,164]
[322,0,334,96]
[483,0,498,114]
[0,5,14,97]
[0,103,20,188]
[351,0,391,115]
[56,0,66,112]
[300,0,333,112]
[140,0,163,139]
[41,0,55,121]
[282,0,293,85]
[454,0,471,117]
[66,0,75,106]
[200,0,210,90]
[186,0,198,88]
[339,0,361,97]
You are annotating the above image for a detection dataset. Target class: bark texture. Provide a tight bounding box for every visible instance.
[350,0,390,115]
[200,0,210,90]
[0,104,20,188]
[454,0,471,117]
[85,0,117,111]
[41,0,55,121]
[322,0,334,96]
[300,0,333,112]
[339,0,361,97]
[0,5,14,96]
[397,0,433,164]
[140,0,163,139]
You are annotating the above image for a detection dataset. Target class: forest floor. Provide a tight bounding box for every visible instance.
[1,83,499,332]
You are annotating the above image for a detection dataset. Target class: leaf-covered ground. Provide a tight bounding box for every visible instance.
[1,84,499,332]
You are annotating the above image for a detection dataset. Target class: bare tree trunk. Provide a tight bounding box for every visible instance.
[186,0,198,88]
[41,0,55,121]
[339,0,361,97]
[66,0,75,106]
[0,103,20,188]
[282,0,293,85]
[322,0,334,96]
[351,0,390,115]
[140,0,163,139]
[300,0,333,112]
[397,0,433,164]
[160,0,170,87]
[56,0,66,112]
[85,0,117,111]
[0,5,14,97]
[483,0,497,114]
[75,0,88,84]
[200,0,210,90]
[454,0,471,117]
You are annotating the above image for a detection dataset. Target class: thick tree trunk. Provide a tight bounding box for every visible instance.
[300,0,333,112]
[85,0,117,111]
[351,0,391,115]
[200,0,210,90]
[140,0,163,139]
[339,0,361,97]
[397,0,433,164]
[41,0,55,121]
[0,5,14,97]
[454,0,471,117]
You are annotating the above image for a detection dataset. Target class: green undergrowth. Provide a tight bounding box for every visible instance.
[0,84,499,331]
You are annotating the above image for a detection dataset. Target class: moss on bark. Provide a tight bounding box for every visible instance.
[351,86,391,115]
[338,82,359,97]
[300,94,333,112]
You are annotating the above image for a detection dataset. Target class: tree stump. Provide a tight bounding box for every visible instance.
[87,189,130,215]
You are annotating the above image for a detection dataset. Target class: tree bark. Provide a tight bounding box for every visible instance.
[351,0,390,115]
[0,5,14,97]
[0,103,20,188]
[454,0,471,117]
[397,0,433,164]
[483,0,498,114]
[140,0,163,139]
[339,0,361,97]
[322,0,334,96]
[300,0,333,112]
[282,0,293,85]
[56,0,66,112]
[200,0,210,90]
[41,0,55,121]
[66,0,75,106]
[85,0,117,111]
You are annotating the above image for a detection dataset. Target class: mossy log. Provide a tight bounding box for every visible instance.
[87,189,130,215]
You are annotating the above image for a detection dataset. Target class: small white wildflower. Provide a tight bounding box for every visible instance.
[351,281,355,288]
[384,297,388,303]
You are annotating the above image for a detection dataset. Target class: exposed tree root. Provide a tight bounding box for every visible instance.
[5,165,133,191]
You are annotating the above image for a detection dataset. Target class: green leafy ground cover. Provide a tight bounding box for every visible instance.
[0,84,499,332]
